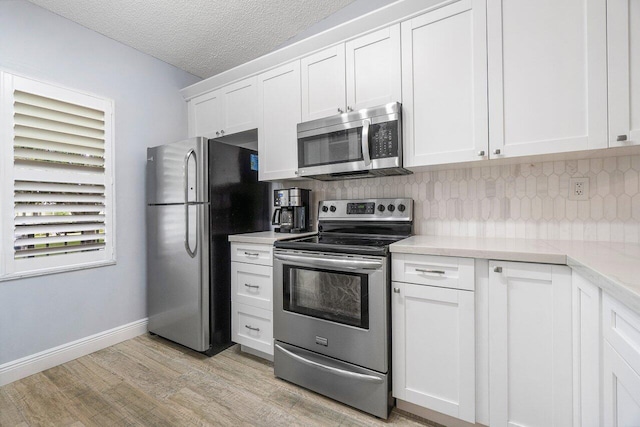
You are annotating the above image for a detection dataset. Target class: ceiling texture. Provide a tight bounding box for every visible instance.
[27,0,356,79]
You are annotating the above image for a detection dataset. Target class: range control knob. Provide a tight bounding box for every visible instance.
[330,205,337,212]
[387,204,395,212]
[321,206,329,213]
[398,204,406,212]
[377,204,385,212]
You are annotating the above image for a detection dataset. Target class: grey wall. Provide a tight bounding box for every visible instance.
[0,0,200,364]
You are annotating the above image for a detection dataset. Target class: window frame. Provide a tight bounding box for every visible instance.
[0,70,116,280]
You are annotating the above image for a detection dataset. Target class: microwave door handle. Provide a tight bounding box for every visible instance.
[362,119,372,167]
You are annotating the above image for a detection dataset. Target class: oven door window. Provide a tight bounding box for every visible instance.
[298,128,363,168]
[283,265,369,329]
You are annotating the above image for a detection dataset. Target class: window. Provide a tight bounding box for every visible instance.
[0,71,115,279]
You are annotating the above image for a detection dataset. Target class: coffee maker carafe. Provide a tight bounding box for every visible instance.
[272,188,311,233]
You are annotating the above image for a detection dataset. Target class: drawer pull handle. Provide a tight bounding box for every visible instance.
[244,251,260,257]
[393,288,400,293]
[245,325,260,332]
[415,268,445,275]
[493,266,503,273]
[244,283,260,289]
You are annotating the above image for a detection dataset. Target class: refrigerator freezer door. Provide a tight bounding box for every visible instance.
[147,203,210,352]
[146,137,209,205]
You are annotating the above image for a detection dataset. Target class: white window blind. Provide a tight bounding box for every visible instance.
[1,72,115,278]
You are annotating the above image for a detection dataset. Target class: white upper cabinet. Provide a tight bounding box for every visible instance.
[301,25,401,122]
[487,0,608,158]
[257,61,301,181]
[188,76,257,138]
[345,25,401,112]
[301,45,346,121]
[188,90,222,138]
[402,0,489,167]
[607,0,640,147]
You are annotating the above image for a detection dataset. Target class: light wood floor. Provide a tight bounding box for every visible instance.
[0,334,440,427]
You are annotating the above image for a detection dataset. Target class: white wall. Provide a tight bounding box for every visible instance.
[0,0,200,365]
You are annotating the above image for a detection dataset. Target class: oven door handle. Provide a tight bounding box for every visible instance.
[275,344,383,384]
[274,253,382,270]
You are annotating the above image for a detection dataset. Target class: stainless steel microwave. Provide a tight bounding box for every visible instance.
[296,102,411,180]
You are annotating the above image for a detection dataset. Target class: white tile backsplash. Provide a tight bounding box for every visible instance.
[285,153,640,243]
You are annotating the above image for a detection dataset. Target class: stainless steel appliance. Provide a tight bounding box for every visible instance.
[273,198,413,419]
[272,188,311,233]
[146,137,270,355]
[296,103,411,180]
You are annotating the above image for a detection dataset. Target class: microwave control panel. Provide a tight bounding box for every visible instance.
[370,121,398,159]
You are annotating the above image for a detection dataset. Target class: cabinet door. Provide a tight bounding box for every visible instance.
[603,342,640,426]
[489,261,572,427]
[608,0,640,147]
[220,76,257,136]
[572,272,601,427]
[257,61,301,181]
[345,24,401,111]
[188,90,222,138]
[392,281,476,423]
[301,45,346,121]
[401,0,488,167]
[487,0,608,158]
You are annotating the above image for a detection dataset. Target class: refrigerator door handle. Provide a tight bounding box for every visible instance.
[184,149,198,258]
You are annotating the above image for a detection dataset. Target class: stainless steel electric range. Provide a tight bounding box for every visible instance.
[273,198,413,419]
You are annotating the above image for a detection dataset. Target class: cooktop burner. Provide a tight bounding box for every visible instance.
[274,198,413,256]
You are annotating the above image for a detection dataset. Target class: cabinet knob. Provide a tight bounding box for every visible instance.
[215,131,220,136]
[478,150,485,157]
[617,134,628,142]
[347,106,353,112]
[220,130,225,136]
[393,288,400,293]
[493,266,503,273]
[337,108,344,114]
[294,170,299,175]
[493,149,501,155]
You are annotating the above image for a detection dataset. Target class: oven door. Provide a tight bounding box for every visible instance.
[273,249,389,373]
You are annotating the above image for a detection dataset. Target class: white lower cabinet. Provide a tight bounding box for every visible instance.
[572,272,601,427]
[602,293,640,426]
[230,242,274,358]
[392,255,476,424]
[489,261,573,427]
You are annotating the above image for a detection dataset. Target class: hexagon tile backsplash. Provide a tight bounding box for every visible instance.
[287,154,640,243]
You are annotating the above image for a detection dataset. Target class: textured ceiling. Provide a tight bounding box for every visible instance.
[27,0,356,78]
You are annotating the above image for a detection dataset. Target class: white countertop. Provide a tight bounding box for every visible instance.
[228,230,317,244]
[390,235,640,314]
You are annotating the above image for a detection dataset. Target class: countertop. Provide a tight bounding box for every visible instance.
[390,235,640,314]
[228,230,317,244]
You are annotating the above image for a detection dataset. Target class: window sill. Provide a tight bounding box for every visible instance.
[0,259,117,282]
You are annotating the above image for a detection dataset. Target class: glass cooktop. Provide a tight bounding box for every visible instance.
[274,233,408,256]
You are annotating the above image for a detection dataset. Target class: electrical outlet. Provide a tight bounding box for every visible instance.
[569,177,589,201]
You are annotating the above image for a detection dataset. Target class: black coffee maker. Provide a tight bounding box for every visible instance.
[272,188,311,233]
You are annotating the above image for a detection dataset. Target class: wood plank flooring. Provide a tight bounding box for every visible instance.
[0,335,441,427]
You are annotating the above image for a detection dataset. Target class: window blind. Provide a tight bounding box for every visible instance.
[12,90,107,259]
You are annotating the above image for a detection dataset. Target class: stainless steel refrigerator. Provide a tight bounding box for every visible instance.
[146,137,270,355]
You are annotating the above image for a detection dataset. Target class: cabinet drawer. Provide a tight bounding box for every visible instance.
[232,302,273,356]
[231,242,273,266]
[231,262,273,310]
[603,293,640,375]
[392,254,475,291]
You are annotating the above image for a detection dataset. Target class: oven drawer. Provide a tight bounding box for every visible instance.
[274,341,391,419]
[392,254,475,291]
[231,243,273,266]
[232,302,273,355]
[231,262,272,310]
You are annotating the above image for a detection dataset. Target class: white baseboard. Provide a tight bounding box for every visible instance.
[0,318,148,387]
